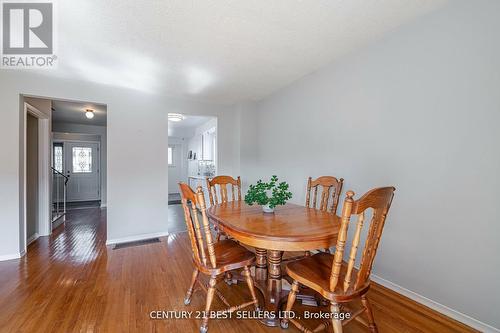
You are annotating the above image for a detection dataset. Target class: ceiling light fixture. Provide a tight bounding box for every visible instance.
[168,113,184,122]
[85,109,95,119]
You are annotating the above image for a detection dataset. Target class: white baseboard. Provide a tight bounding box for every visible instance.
[106,231,169,246]
[0,253,21,261]
[100,203,107,208]
[52,217,65,229]
[371,274,500,333]
[27,233,39,246]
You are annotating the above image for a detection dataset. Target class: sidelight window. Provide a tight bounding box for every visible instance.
[53,144,63,173]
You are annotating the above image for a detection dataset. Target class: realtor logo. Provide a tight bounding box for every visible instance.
[1,1,56,68]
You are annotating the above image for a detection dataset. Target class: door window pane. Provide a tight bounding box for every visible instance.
[73,147,92,173]
[168,147,173,165]
[54,145,63,173]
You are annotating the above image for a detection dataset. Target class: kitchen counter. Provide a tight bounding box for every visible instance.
[188,175,211,180]
[187,176,214,206]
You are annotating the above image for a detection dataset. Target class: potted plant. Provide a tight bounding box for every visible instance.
[244,175,293,213]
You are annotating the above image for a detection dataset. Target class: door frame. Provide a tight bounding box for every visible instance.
[53,139,101,202]
[21,102,51,255]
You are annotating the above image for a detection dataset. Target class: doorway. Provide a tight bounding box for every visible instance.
[21,99,52,256]
[51,99,107,213]
[26,114,39,246]
[167,114,217,233]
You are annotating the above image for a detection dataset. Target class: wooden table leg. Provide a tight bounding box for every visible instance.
[225,248,267,285]
[255,248,267,281]
[260,250,285,327]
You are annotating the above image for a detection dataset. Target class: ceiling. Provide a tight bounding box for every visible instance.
[46,0,447,104]
[168,115,214,138]
[52,100,107,126]
[169,115,213,129]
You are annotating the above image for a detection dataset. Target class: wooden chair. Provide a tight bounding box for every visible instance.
[282,187,396,333]
[306,176,344,254]
[178,183,259,333]
[306,176,344,214]
[206,175,241,242]
[206,175,242,206]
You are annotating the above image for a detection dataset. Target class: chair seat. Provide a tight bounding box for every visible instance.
[197,240,255,275]
[286,252,369,302]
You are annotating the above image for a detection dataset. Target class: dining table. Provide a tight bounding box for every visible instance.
[207,201,341,327]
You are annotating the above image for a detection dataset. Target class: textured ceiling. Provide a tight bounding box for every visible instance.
[47,0,447,103]
[52,100,107,126]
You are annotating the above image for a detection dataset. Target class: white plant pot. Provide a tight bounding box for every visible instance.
[262,204,275,213]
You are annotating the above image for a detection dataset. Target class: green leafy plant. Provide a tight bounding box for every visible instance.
[244,175,293,209]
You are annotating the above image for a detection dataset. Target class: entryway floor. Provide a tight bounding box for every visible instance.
[168,193,181,205]
[167,204,188,233]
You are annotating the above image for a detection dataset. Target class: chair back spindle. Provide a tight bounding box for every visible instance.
[305,176,344,214]
[329,187,395,293]
[179,183,217,268]
[207,176,242,206]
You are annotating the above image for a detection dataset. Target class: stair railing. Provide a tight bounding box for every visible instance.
[51,167,69,223]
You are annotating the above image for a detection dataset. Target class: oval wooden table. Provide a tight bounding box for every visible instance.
[207,202,340,327]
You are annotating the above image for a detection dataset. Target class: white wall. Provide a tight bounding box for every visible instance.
[249,0,500,330]
[0,70,239,254]
[235,102,259,191]
[168,126,195,139]
[52,123,108,205]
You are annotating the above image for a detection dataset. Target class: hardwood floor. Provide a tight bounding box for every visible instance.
[0,208,476,333]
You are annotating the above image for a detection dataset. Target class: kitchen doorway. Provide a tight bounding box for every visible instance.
[167,114,217,233]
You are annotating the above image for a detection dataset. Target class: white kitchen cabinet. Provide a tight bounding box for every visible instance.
[201,128,216,161]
